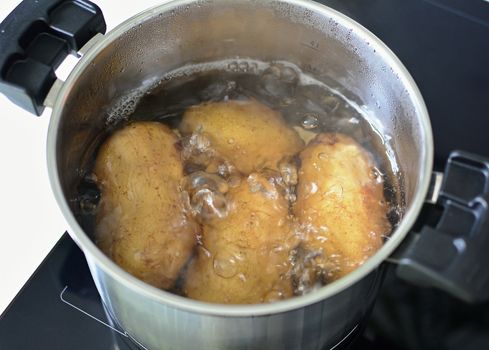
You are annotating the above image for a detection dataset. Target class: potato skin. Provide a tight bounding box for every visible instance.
[94,122,197,290]
[184,173,295,304]
[294,133,390,281]
[179,100,304,174]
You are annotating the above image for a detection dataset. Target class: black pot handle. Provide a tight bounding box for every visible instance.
[392,151,489,303]
[0,0,106,115]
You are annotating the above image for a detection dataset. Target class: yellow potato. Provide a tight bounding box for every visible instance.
[184,173,296,304]
[294,133,390,282]
[179,100,304,174]
[94,122,197,290]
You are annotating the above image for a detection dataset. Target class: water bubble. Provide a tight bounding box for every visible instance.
[280,66,298,84]
[247,174,278,199]
[227,61,238,72]
[248,179,262,193]
[213,253,237,278]
[264,289,286,302]
[308,182,318,195]
[318,152,328,160]
[238,61,249,72]
[188,130,211,153]
[279,159,298,186]
[216,161,236,178]
[301,114,319,129]
[260,63,296,98]
[368,231,378,240]
[263,64,281,78]
[186,171,229,194]
[370,167,383,183]
[190,188,228,221]
[285,192,297,202]
[227,138,235,144]
[79,196,98,214]
[106,90,144,126]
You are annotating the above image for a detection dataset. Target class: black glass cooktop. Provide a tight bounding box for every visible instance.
[1,0,488,349]
[1,233,488,350]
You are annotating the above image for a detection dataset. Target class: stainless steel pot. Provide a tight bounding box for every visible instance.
[2,1,489,349]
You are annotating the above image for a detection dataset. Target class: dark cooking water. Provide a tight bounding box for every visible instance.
[75,58,403,298]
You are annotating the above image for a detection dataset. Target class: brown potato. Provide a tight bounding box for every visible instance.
[94,122,197,290]
[184,173,296,304]
[179,100,304,174]
[294,133,390,282]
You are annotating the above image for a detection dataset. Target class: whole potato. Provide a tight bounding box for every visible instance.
[184,173,296,304]
[94,122,198,290]
[179,100,304,174]
[294,133,390,282]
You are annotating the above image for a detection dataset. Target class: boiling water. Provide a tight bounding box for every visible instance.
[76,59,403,300]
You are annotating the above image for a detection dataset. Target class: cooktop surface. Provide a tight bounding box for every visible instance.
[1,0,488,349]
[1,233,488,350]
[5,234,394,350]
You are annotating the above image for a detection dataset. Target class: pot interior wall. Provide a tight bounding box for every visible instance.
[55,0,428,239]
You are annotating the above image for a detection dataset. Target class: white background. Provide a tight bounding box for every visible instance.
[0,0,164,315]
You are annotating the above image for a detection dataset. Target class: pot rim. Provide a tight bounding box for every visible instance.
[47,0,434,317]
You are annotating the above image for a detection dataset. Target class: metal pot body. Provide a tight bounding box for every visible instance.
[88,254,383,349]
[46,1,433,349]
